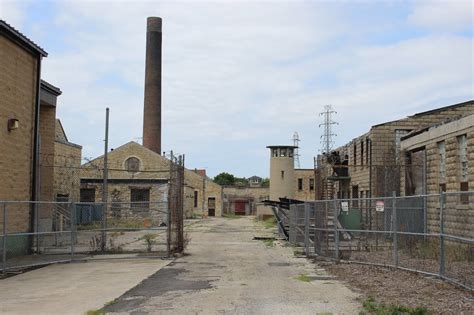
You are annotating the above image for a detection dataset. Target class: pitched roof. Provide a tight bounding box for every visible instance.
[0,19,47,57]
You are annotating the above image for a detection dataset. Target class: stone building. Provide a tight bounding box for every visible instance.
[0,20,75,256]
[53,119,82,202]
[0,20,47,207]
[222,186,269,216]
[317,100,474,201]
[80,142,222,223]
[294,169,316,200]
[400,114,474,237]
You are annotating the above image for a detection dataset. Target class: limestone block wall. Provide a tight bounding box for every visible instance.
[294,169,316,201]
[54,140,82,202]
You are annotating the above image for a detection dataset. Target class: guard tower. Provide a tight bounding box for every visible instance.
[267,145,297,201]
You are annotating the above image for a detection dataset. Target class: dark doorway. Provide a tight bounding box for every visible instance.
[208,197,216,217]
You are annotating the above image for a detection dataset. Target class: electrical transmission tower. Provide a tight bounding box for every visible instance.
[292,131,301,169]
[319,105,338,154]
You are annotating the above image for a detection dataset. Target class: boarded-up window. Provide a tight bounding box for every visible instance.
[126,157,140,173]
[130,188,150,210]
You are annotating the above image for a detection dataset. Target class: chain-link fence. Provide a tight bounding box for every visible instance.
[290,191,474,291]
[1,151,186,274]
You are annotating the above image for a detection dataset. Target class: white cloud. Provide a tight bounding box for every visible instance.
[1,1,472,177]
[408,0,473,32]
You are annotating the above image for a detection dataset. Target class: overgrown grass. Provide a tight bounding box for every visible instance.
[77,218,147,230]
[360,297,428,315]
[263,217,277,229]
[295,274,311,282]
[86,309,103,315]
[399,237,473,262]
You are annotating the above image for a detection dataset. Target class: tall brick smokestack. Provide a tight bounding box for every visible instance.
[143,17,162,154]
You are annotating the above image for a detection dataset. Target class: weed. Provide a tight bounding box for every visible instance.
[139,233,158,252]
[296,274,311,283]
[263,217,277,229]
[263,239,275,247]
[360,296,428,315]
[86,309,103,315]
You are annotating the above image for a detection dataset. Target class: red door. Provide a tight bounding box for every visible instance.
[234,201,246,215]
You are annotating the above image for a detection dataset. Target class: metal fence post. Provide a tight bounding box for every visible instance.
[333,199,339,261]
[2,203,7,275]
[439,192,445,277]
[70,202,75,261]
[304,203,309,256]
[392,191,398,268]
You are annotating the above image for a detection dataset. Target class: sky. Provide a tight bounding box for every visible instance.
[1,0,473,178]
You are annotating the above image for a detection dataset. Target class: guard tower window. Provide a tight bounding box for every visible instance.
[289,148,294,157]
[272,149,278,157]
[280,148,287,157]
[126,157,140,173]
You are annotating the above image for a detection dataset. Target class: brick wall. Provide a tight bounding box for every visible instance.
[0,35,38,233]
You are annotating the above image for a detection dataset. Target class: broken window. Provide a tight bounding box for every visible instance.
[309,178,315,191]
[194,191,198,207]
[130,188,150,211]
[360,140,364,166]
[272,149,278,157]
[288,148,294,158]
[353,143,357,167]
[395,130,411,164]
[280,148,287,157]
[298,178,303,191]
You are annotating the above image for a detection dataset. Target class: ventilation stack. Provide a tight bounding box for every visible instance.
[143,16,162,154]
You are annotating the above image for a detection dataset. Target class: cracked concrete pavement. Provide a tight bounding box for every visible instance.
[104,217,360,314]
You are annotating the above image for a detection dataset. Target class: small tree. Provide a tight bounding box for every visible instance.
[213,172,236,185]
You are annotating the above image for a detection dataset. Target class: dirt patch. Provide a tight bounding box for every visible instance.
[325,263,474,314]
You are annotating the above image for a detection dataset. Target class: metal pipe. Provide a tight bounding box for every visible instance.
[439,191,445,276]
[101,108,109,252]
[3,203,7,274]
[392,191,398,267]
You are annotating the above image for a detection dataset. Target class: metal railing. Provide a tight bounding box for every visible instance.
[0,200,179,274]
[290,191,474,291]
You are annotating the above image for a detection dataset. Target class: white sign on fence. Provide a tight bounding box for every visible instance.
[376,200,384,212]
[341,201,349,212]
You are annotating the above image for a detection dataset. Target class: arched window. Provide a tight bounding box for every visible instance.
[125,157,140,173]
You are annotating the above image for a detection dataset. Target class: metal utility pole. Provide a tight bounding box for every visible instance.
[101,107,109,252]
[292,132,301,169]
[319,105,338,154]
